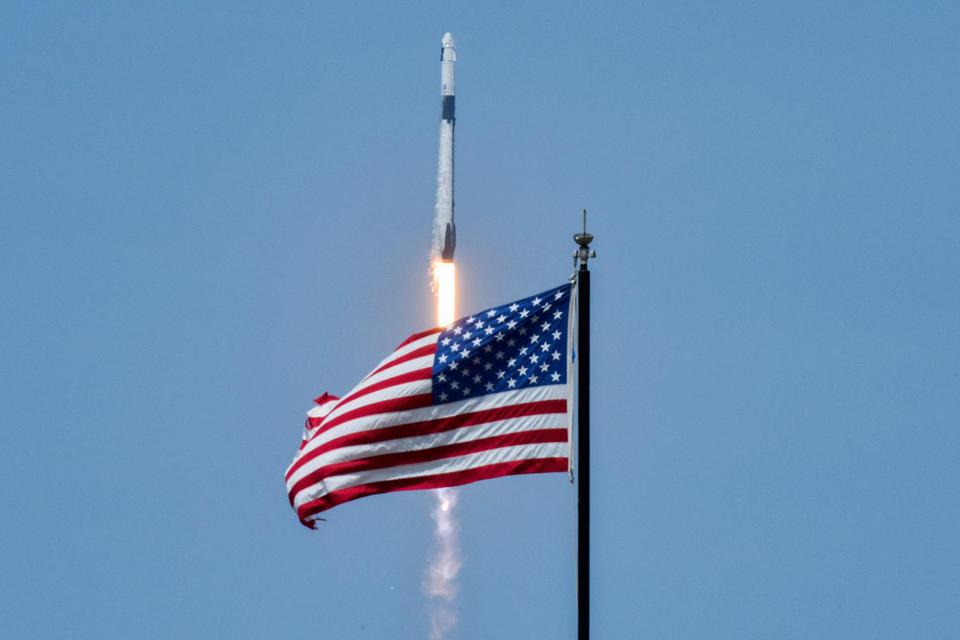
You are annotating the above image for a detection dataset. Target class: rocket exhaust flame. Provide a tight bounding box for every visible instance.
[434,261,456,327]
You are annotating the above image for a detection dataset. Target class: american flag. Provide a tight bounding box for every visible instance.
[286,282,574,528]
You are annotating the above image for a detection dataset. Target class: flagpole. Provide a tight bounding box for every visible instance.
[574,210,595,640]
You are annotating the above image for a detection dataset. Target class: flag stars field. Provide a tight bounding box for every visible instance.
[432,284,571,405]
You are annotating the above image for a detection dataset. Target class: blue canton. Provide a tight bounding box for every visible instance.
[432,283,572,405]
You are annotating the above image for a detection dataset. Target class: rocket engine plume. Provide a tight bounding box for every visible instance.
[434,262,456,327]
[426,33,461,640]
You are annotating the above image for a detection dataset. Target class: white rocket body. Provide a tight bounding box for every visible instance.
[441,32,456,99]
[435,33,456,262]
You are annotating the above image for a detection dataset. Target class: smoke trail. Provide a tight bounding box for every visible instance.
[431,120,455,265]
[425,487,461,639]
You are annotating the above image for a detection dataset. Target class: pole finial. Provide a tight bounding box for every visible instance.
[573,209,597,268]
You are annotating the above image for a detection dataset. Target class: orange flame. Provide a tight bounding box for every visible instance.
[433,261,456,327]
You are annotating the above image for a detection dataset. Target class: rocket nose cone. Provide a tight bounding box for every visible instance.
[441,32,455,48]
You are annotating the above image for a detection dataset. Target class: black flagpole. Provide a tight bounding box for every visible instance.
[574,210,595,640]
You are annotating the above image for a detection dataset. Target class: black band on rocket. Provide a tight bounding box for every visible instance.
[441,95,455,122]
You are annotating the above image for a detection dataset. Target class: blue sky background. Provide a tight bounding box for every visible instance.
[2,2,958,638]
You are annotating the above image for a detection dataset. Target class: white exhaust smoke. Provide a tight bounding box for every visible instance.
[425,487,462,639]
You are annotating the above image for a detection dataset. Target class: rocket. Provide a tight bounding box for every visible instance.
[440,32,456,122]
[437,32,456,261]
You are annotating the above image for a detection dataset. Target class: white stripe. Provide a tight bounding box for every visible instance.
[362,332,440,381]
[287,411,567,494]
[318,378,432,427]
[307,400,337,419]
[290,384,567,468]
[305,398,340,438]
[350,355,433,395]
[294,442,568,509]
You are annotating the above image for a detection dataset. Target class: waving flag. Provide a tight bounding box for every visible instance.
[286,282,575,528]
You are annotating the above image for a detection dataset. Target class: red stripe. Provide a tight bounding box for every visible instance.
[313,393,435,439]
[297,457,569,527]
[286,399,567,481]
[312,392,340,406]
[306,394,341,428]
[334,368,432,411]
[307,413,335,429]
[395,327,442,350]
[288,428,567,504]
[369,344,436,378]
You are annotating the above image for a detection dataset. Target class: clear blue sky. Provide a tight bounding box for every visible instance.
[2,2,958,638]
